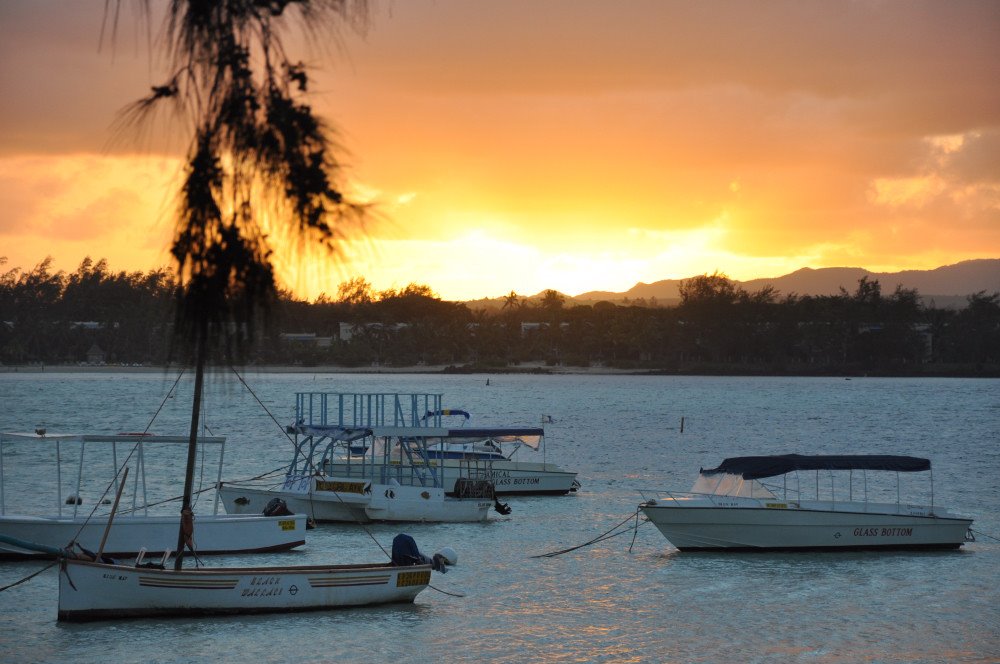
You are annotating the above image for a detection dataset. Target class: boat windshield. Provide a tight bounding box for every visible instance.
[690,472,777,499]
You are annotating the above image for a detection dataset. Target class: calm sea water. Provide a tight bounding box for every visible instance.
[0,372,997,663]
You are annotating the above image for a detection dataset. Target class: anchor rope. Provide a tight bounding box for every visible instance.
[230,367,300,452]
[969,528,1000,542]
[531,507,649,558]
[428,583,466,598]
[0,561,58,593]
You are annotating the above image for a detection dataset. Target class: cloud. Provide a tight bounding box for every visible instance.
[0,153,180,270]
[946,131,1000,184]
[1,1,996,300]
[867,131,1000,226]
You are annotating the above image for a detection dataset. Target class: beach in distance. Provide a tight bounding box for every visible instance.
[3,361,996,378]
[0,363,636,375]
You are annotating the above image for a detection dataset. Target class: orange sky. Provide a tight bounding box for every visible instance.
[1,1,998,301]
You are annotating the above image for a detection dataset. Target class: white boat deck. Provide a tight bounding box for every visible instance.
[0,432,307,558]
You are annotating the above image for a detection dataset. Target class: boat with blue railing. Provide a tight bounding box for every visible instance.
[331,409,579,496]
[218,393,505,523]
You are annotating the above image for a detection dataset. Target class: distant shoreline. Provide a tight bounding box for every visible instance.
[1,363,996,378]
[0,363,636,376]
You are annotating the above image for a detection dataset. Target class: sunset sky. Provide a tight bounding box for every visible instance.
[1,1,998,301]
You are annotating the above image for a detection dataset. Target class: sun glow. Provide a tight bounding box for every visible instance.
[1,2,996,303]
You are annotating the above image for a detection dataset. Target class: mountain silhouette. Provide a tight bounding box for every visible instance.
[567,259,999,306]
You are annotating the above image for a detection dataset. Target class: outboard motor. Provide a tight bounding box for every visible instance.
[392,533,451,573]
[493,497,512,515]
[391,533,423,566]
[263,497,293,517]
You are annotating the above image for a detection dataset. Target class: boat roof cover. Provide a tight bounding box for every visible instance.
[294,425,374,441]
[703,454,931,480]
[294,425,543,446]
[440,428,544,450]
[444,428,542,438]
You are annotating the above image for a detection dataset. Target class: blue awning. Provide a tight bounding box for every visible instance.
[703,454,931,480]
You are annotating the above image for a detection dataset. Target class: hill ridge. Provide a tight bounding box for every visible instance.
[567,259,999,304]
[462,259,998,308]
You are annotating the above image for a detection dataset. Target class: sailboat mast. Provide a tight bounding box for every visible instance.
[175,328,207,570]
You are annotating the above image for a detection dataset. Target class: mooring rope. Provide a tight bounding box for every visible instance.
[969,528,1000,542]
[428,584,466,598]
[531,507,649,558]
[0,561,59,593]
[230,367,299,450]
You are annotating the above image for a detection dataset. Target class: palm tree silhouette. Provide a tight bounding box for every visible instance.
[107,0,370,568]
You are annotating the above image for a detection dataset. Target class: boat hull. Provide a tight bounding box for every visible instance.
[218,482,492,523]
[325,460,579,496]
[57,558,431,621]
[640,504,973,551]
[0,513,307,559]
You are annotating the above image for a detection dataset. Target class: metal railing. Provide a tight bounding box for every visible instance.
[294,392,444,428]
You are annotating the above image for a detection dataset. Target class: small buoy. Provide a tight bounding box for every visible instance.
[435,546,458,566]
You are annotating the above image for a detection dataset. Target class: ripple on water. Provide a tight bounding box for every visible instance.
[0,373,998,663]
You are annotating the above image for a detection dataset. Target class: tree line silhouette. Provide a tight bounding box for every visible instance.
[2,257,997,375]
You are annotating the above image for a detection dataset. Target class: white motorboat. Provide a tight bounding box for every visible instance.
[416,409,578,495]
[0,512,305,558]
[324,420,579,496]
[0,432,306,559]
[640,454,974,551]
[218,392,503,523]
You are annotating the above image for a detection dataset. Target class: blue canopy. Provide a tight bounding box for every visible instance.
[422,409,471,421]
[445,428,543,438]
[292,425,371,441]
[703,454,931,480]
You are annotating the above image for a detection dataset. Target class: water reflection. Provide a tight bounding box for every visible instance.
[1,373,997,662]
